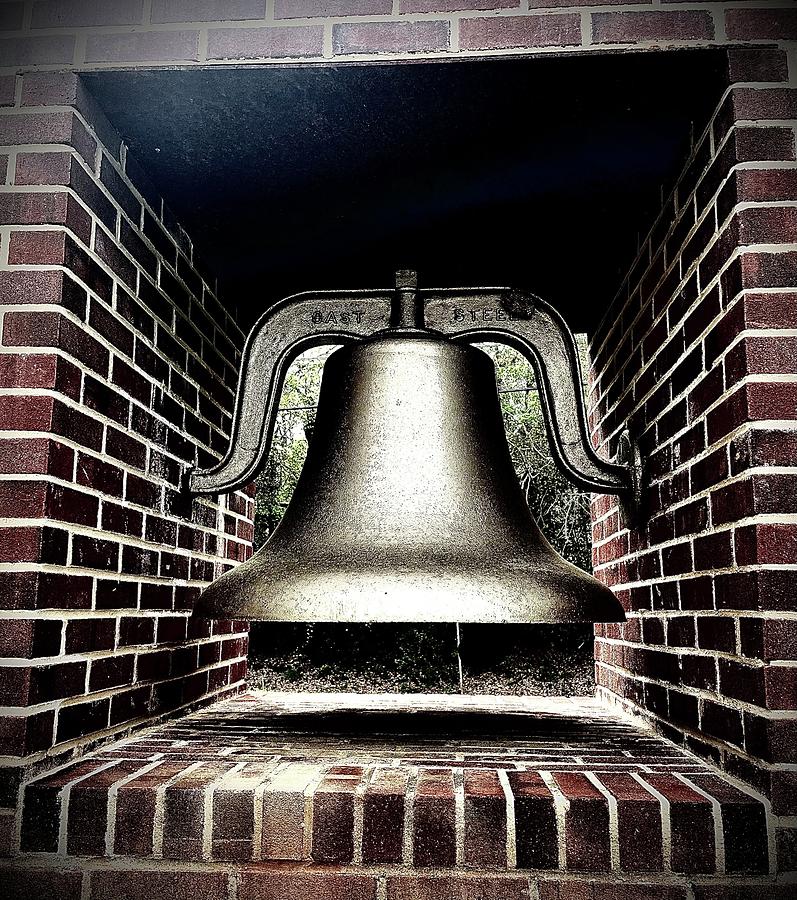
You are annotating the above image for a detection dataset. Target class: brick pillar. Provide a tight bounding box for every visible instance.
[588,47,796,872]
[0,72,252,852]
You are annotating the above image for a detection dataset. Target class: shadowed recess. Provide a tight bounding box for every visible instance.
[83,50,727,331]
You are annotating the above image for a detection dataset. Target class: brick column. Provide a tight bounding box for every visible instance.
[0,72,252,853]
[588,47,797,872]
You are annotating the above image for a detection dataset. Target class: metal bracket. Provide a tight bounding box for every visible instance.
[187,272,639,499]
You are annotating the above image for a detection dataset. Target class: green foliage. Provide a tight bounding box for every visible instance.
[255,342,592,570]
[254,347,335,546]
[483,342,592,571]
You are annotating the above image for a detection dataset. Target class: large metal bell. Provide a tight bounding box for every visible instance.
[194,330,625,624]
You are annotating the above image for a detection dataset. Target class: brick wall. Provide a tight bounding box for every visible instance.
[0,1,794,69]
[587,46,797,873]
[0,71,252,851]
[0,0,795,888]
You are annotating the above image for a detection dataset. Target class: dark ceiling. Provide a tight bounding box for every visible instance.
[84,50,727,333]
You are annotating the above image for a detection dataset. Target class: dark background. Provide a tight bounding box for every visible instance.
[86,49,727,333]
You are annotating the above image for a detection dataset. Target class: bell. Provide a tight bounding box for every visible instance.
[194,326,625,624]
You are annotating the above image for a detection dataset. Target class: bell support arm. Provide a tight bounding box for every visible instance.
[187,291,393,495]
[422,288,637,498]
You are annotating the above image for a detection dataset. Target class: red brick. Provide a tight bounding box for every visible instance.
[113,762,181,855]
[765,666,797,711]
[90,871,229,900]
[554,772,610,872]
[67,762,151,855]
[72,532,119,572]
[45,472,100,521]
[735,128,796,165]
[735,170,797,207]
[311,772,359,863]
[363,767,408,864]
[387,875,531,900]
[592,10,713,44]
[276,0,390,15]
[95,580,139,612]
[211,765,272,860]
[726,48,789,84]
[0,618,61,658]
[29,661,87,704]
[0,35,76,67]
[413,768,456,867]
[333,20,449,55]
[460,14,580,50]
[463,768,506,868]
[733,87,797,124]
[0,192,90,243]
[726,8,797,42]
[0,111,93,162]
[22,759,108,850]
[735,523,797,566]
[642,774,715,873]
[65,618,116,653]
[151,0,265,21]
[86,645,131,686]
[32,0,144,28]
[0,710,51,756]
[1,867,82,900]
[163,763,233,859]
[207,24,323,59]
[687,773,768,874]
[239,872,377,900]
[705,699,744,749]
[84,30,200,63]
[402,0,514,11]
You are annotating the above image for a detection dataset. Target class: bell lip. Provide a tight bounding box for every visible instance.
[191,570,627,625]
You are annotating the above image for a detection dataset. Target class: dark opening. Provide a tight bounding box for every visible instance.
[85,49,728,333]
[85,51,726,694]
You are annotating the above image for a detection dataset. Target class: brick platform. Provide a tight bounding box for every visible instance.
[2,692,784,898]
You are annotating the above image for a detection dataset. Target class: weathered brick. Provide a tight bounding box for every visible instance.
[261,762,319,859]
[460,14,580,50]
[207,24,323,59]
[592,10,713,44]
[311,772,359,863]
[689,774,768,874]
[1,866,82,900]
[413,768,455,867]
[90,871,229,900]
[276,0,389,15]
[32,0,144,28]
[725,8,797,42]
[554,772,610,872]
[333,20,450,54]
[239,872,377,900]
[0,35,76,67]
[85,30,200,63]
[463,768,506,868]
[388,875,530,900]
[403,0,514,11]
[642,774,715,873]
[163,763,233,859]
[362,766,408,864]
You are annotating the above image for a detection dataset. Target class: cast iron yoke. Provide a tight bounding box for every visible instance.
[188,271,637,501]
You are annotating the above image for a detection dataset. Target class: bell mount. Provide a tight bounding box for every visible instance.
[187,271,640,504]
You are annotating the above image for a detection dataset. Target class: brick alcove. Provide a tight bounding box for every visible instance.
[0,3,796,898]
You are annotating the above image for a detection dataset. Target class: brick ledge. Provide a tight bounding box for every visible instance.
[10,692,772,879]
